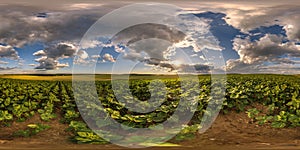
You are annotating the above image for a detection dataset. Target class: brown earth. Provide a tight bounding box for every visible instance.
[0,111,299,150]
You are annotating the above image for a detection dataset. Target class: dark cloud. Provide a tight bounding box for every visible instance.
[111,23,187,67]
[227,34,300,73]
[143,58,175,71]
[33,42,76,70]
[0,66,16,71]
[0,45,19,60]
[226,59,260,73]
[113,23,186,45]
[0,44,20,71]
[233,34,300,63]
[143,58,211,73]
[127,38,173,61]
[0,5,103,47]
[192,64,211,72]
[112,23,186,61]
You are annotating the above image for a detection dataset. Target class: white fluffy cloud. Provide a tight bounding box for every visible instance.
[102,53,115,62]
[91,55,101,58]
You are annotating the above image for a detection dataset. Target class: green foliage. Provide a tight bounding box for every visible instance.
[237,75,300,127]
[0,74,299,144]
[13,123,50,137]
[68,121,108,144]
[246,108,260,119]
[0,110,13,121]
[173,124,200,141]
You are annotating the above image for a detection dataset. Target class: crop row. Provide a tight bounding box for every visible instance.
[0,74,299,144]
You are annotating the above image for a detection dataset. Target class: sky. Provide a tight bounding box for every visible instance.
[0,0,300,74]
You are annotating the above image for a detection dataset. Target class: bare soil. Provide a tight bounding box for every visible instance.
[0,111,299,150]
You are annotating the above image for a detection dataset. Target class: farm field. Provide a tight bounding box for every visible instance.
[0,74,181,81]
[0,74,299,149]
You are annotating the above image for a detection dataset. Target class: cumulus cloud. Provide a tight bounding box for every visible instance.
[128,38,172,61]
[203,4,300,73]
[102,53,115,62]
[0,45,19,60]
[73,50,102,65]
[234,34,300,64]
[110,23,186,65]
[227,34,300,73]
[33,42,77,70]
[284,20,300,42]
[223,5,300,41]
[226,59,260,73]
[34,58,69,70]
[32,50,46,56]
[0,45,20,70]
[78,50,89,60]
[56,62,69,68]
[170,3,300,73]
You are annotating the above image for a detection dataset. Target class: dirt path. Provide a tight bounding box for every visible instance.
[181,111,300,149]
[0,111,299,150]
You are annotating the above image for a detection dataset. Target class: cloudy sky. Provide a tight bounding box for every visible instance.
[0,0,300,74]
